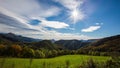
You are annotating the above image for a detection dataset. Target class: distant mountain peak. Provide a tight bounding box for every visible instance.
[7,32,16,35]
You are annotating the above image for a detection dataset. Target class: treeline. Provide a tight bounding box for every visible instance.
[0,44,78,58]
[77,48,120,56]
[0,44,120,58]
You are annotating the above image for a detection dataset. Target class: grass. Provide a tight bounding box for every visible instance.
[0,55,111,68]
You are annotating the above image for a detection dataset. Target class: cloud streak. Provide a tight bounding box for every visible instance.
[81,26,101,32]
[0,0,96,40]
[40,20,69,29]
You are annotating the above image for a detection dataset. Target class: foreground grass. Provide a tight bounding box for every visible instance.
[0,55,111,68]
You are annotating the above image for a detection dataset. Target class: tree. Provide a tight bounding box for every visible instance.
[22,46,35,58]
[39,51,45,58]
[35,50,45,58]
[7,45,22,57]
[51,50,58,57]
[47,51,52,58]
[0,45,6,56]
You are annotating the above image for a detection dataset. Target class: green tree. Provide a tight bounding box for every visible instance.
[51,50,58,57]
[35,50,45,58]
[22,46,35,58]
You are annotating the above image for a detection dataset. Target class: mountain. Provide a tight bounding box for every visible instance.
[0,33,60,50]
[0,33,41,43]
[80,35,120,52]
[30,40,59,50]
[51,39,56,43]
[0,32,120,51]
[55,39,97,50]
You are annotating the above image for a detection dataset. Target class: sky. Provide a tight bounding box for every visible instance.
[0,0,120,40]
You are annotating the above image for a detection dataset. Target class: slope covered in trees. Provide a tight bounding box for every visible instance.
[55,39,97,50]
[0,33,120,58]
[80,35,120,52]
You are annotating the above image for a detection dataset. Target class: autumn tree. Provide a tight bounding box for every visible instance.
[6,45,22,57]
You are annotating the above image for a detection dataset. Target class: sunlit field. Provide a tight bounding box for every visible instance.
[0,55,111,68]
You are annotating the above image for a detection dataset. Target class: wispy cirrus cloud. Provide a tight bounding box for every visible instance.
[0,0,96,40]
[19,30,94,40]
[37,31,93,40]
[54,0,83,10]
[40,19,69,29]
[81,26,101,32]
[0,0,61,18]
[0,21,93,40]
[0,0,61,28]
[0,0,66,29]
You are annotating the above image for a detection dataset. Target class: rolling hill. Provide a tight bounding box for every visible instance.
[55,39,97,50]
[80,35,120,52]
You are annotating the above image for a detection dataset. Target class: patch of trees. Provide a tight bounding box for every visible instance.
[0,44,120,58]
[0,44,76,58]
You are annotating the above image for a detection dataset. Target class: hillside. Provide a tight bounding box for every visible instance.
[0,33,120,51]
[80,35,120,52]
[55,39,97,50]
[0,33,59,50]
[29,40,59,50]
[0,33,41,43]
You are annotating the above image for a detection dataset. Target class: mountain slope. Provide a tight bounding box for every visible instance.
[80,35,120,52]
[0,33,59,50]
[30,40,59,50]
[0,33,41,43]
[0,33,120,51]
[55,39,97,50]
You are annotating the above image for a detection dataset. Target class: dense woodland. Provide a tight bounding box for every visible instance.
[0,33,120,58]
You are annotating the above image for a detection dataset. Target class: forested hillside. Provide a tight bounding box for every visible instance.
[80,35,120,52]
[0,33,120,58]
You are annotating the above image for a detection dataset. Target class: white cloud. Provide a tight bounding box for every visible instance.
[0,0,61,18]
[0,0,61,29]
[54,0,83,10]
[0,0,64,29]
[0,0,96,40]
[40,20,69,29]
[81,26,101,32]
[95,23,100,25]
[0,23,93,40]
[42,32,93,40]
[0,8,31,28]
[22,30,94,40]
[96,23,103,25]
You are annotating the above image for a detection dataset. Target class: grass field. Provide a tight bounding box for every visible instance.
[0,55,111,68]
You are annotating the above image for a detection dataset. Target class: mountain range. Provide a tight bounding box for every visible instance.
[0,33,120,51]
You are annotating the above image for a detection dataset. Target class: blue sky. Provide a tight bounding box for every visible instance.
[0,0,120,40]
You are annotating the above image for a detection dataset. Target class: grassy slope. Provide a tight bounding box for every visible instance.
[0,55,111,68]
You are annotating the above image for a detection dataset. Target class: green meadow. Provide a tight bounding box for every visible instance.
[0,55,111,68]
